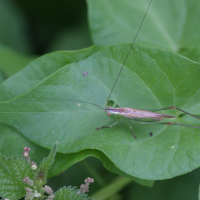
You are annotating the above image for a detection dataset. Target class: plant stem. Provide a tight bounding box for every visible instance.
[91,176,132,200]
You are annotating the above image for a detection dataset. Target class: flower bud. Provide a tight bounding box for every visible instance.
[44,185,53,194]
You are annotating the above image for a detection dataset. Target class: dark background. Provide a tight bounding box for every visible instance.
[0,0,92,55]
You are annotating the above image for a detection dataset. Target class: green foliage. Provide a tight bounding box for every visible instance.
[0,143,57,199]
[0,0,200,199]
[54,186,92,200]
[0,155,33,199]
[34,142,57,189]
[0,142,95,199]
[0,0,31,53]
[87,0,200,52]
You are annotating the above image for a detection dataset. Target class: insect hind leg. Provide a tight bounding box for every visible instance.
[96,121,119,130]
[129,126,137,139]
[159,122,200,129]
[146,106,200,120]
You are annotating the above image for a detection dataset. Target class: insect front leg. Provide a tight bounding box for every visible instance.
[96,121,119,130]
[129,126,137,139]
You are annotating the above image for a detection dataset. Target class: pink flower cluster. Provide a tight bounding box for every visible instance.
[23,146,37,170]
[78,177,94,194]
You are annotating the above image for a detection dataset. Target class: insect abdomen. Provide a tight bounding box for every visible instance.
[125,117,162,123]
[106,107,175,121]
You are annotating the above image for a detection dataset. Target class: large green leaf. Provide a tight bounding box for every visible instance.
[0,46,102,102]
[0,44,199,180]
[87,0,200,52]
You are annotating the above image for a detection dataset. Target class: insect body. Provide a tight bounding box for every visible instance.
[105,107,175,121]
[95,105,200,138]
[97,107,175,138]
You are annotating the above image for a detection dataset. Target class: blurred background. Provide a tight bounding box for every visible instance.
[0,0,92,55]
[0,0,200,199]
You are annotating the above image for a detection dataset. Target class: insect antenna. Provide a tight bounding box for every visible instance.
[170,106,200,120]
[67,99,105,111]
[150,106,200,120]
[105,0,153,109]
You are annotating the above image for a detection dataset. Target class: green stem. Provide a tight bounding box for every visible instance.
[91,176,132,200]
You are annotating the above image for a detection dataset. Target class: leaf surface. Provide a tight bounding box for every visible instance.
[0,46,101,102]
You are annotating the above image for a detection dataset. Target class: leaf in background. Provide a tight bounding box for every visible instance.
[178,47,200,63]
[0,44,199,180]
[87,0,200,52]
[0,44,35,77]
[47,26,92,52]
[0,69,7,84]
[47,12,92,52]
[0,0,31,53]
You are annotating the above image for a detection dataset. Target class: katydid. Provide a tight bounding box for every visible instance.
[72,0,200,138]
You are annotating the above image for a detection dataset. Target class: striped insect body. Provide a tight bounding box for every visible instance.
[105,107,175,121]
